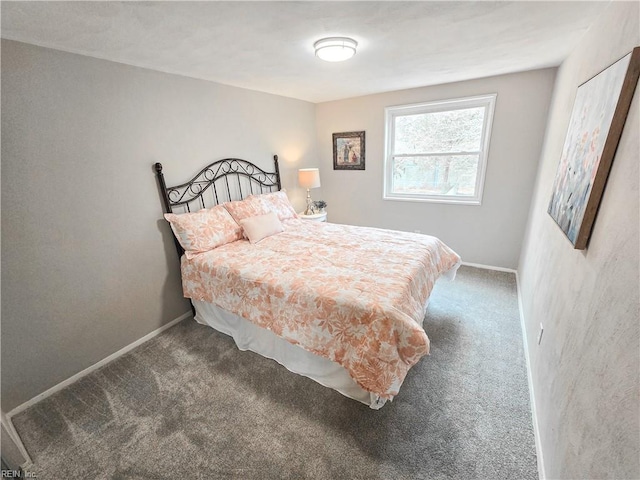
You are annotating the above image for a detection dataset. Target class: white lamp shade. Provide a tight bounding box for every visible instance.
[314,37,357,62]
[298,168,321,189]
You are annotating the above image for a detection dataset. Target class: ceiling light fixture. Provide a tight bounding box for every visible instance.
[314,37,358,62]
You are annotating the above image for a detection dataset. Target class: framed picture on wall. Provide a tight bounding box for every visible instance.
[548,47,640,249]
[333,131,365,170]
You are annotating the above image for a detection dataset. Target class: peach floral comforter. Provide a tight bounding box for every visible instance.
[181,219,461,399]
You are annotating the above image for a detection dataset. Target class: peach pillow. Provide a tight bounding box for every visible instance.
[223,196,267,224]
[224,190,297,224]
[239,211,284,244]
[259,190,298,221]
[164,205,243,258]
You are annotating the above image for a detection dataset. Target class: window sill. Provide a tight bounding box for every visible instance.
[383,194,482,206]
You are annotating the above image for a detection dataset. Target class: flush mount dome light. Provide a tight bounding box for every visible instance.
[314,37,358,62]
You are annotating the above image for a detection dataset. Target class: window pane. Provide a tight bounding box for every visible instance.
[394,107,484,154]
[392,155,479,196]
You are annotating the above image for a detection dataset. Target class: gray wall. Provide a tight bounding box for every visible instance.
[315,69,556,269]
[518,2,639,479]
[1,40,318,412]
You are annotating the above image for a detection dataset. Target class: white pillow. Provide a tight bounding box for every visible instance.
[239,211,284,244]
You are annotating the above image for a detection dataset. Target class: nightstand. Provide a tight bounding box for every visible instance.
[298,212,327,222]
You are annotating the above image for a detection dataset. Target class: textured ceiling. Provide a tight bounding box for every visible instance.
[1,1,609,103]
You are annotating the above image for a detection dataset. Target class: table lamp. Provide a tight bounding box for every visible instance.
[298,168,321,215]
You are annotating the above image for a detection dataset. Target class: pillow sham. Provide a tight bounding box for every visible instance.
[239,211,284,244]
[223,195,267,224]
[164,205,243,258]
[224,190,297,224]
[258,190,298,221]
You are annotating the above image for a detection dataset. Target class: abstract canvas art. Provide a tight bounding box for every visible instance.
[548,47,640,249]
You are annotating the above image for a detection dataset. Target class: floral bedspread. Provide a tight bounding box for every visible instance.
[181,219,461,399]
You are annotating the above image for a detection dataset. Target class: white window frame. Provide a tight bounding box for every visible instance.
[383,93,497,205]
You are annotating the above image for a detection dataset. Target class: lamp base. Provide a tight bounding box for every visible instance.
[304,189,313,215]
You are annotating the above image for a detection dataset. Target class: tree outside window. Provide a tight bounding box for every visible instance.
[384,94,496,204]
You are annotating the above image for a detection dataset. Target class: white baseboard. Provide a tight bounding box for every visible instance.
[460,261,517,273]
[1,411,32,468]
[515,272,546,480]
[7,311,192,420]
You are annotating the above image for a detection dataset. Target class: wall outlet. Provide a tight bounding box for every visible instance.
[538,323,544,345]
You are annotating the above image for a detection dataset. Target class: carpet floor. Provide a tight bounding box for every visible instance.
[12,266,538,479]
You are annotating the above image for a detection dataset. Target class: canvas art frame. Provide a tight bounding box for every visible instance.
[333,131,365,170]
[548,47,640,249]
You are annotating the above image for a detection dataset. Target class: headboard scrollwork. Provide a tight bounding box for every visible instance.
[155,155,282,256]
[155,155,281,214]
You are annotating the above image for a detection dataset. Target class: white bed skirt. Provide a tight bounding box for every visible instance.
[192,300,388,409]
[191,265,459,410]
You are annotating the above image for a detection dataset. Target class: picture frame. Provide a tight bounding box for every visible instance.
[333,131,365,170]
[548,47,640,250]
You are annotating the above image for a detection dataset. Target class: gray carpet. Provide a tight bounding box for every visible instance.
[12,266,537,479]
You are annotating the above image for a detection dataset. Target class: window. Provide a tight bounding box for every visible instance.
[384,94,496,205]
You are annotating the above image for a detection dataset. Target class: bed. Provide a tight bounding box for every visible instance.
[155,155,461,409]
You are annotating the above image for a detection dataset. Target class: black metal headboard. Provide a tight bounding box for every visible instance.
[155,155,281,255]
